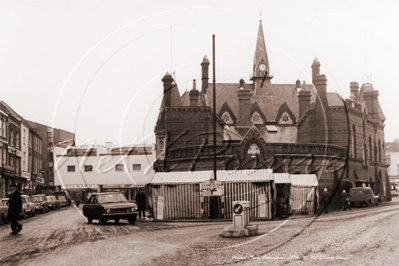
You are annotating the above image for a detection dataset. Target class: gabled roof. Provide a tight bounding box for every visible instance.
[327,92,344,107]
[205,83,316,124]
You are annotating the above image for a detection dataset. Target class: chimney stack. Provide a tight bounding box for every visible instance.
[201,55,210,94]
[311,58,321,85]
[238,80,251,127]
[363,88,379,119]
[314,74,328,114]
[162,72,174,107]
[350,81,359,101]
[298,81,311,119]
[189,79,199,106]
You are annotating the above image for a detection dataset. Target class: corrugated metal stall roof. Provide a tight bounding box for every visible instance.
[273,173,291,184]
[290,174,318,187]
[150,169,273,184]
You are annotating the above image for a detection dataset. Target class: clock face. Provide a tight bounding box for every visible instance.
[259,64,266,71]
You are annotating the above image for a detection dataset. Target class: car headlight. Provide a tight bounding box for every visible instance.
[105,209,111,214]
[131,207,137,212]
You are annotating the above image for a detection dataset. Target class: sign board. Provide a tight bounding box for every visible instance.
[102,184,138,188]
[22,171,31,181]
[63,184,98,189]
[200,179,224,196]
[36,177,44,184]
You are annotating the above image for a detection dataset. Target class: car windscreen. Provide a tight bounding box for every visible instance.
[31,196,43,202]
[97,194,128,204]
[58,196,66,201]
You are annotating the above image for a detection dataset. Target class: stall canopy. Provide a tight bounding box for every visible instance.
[289,174,318,215]
[150,169,273,184]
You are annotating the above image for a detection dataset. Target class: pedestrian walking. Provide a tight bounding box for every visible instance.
[136,189,146,219]
[340,190,351,210]
[75,194,81,207]
[320,188,331,214]
[7,183,23,235]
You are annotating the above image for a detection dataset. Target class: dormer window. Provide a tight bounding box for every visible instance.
[222,112,234,125]
[279,112,293,125]
[251,112,263,124]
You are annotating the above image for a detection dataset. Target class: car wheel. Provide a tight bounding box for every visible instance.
[99,217,108,224]
[87,218,93,224]
[114,219,119,224]
[364,201,369,207]
[128,216,137,225]
[32,210,36,217]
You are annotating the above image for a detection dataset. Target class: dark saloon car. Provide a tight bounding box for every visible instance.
[349,187,379,207]
[31,194,50,213]
[54,191,72,206]
[82,192,138,224]
[46,196,60,210]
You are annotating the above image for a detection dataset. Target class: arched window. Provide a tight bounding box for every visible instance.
[369,136,372,161]
[378,139,381,163]
[247,143,260,155]
[352,125,357,158]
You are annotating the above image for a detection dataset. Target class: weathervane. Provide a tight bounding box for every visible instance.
[259,7,262,21]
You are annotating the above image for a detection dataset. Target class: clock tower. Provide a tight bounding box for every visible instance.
[250,20,273,96]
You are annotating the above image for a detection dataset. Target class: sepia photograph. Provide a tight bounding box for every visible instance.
[1,0,398,265]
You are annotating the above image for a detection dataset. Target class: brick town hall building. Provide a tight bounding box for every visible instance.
[153,20,391,202]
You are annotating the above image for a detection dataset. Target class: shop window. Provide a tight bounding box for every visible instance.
[84,165,93,172]
[67,165,75,172]
[133,164,141,171]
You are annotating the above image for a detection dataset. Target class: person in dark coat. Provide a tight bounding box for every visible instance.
[8,183,23,234]
[340,190,351,211]
[136,189,146,219]
[320,188,331,214]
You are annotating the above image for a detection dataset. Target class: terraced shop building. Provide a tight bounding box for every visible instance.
[153,19,391,204]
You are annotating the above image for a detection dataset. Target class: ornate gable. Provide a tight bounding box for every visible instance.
[276,102,296,125]
[250,102,267,125]
[219,102,237,125]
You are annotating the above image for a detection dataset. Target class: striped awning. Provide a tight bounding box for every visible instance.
[150,169,273,185]
[273,173,291,184]
[290,174,318,187]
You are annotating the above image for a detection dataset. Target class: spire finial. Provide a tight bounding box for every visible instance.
[259,7,262,22]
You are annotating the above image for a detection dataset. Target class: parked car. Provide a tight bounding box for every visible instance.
[54,191,72,206]
[82,192,138,224]
[31,194,50,213]
[57,195,68,207]
[46,196,60,210]
[391,189,399,198]
[0,199,8,225]
[21,195,36,217]
[349,187,379,207]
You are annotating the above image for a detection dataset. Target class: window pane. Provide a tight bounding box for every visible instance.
[115,164,124,172]
[133,164,141,171]
[67,165,75,172]
[84,165,93,172]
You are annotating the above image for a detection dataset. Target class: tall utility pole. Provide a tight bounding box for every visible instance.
[212,34,217,181]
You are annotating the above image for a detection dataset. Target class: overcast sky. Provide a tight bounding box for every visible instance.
[1,0,398,146]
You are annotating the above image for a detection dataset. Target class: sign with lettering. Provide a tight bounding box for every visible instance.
[63,184,98,189]
[102,184,139,188]
[22,171,31,181]
[200,179,223,196]
[36,177,44,184]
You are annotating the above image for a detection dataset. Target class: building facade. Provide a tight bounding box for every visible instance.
[386,139,399,193]
[26,120,75,195]
[53,143,155,200]
[154,20,391,203]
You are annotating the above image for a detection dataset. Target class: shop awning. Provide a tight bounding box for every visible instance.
[273,173,291,184]
[150,169,273,185]
[290,174,318,187]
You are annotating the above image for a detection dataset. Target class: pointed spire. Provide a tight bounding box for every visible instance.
[253,20,269,76]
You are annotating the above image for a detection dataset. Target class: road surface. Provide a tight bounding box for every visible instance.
[1,200,398,265]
